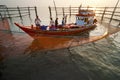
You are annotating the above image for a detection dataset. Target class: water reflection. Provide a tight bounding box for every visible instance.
[1,22,120,80]
[1,22,119,55]
[24,24,108,53]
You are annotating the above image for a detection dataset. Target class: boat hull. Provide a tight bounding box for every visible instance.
[14,23,96,38]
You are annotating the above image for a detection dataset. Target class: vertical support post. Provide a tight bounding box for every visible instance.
[0,13,3,20]
[6,7,11,18]
[87,5,89,10]
[69,5,71,17]
[101,7,107,22]
[28,6,32,23]
[48,6,52,18]
[109,0,120,23]
[28,6,31,17]
[53,0,58,18]
[17,6,23,20]
[118,21,120,25]
[109,7,116,23]
[0,13,4,23]
[62,7,65,17]
[35,6,38,18]
[78,4,82,13]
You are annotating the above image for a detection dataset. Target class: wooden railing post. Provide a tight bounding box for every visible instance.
[109,7,116,23]
[109,0,120,23]
[17,6,23,20]
[53,0,58,18]
[6,7,11,18]
[101,7,107,22]
[62,7,65,17]
[69,5,71,17]
[48,6,52,18]
[78,4,82,13]
[35,6,38,18]
[28,6,31,17]
[87,6,89,10]
[119,21,120,26]
[0,13,3,20]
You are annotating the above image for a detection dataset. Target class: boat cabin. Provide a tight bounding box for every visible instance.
[76,10,95,26]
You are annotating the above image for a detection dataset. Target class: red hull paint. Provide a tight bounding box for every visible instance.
[14,23,96,38]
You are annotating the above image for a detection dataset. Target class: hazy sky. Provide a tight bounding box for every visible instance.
[0,0,119,7]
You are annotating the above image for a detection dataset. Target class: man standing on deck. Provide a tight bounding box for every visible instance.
[50,18,55,26]
[62,18,65,26]
[49,18,55,30]
[55,18,58,28]
[35,16,41,29]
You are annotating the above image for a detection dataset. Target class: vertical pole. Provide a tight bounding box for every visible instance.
[109,7,116,23]
[35,6,38,18]
[69,5,71,17]
[78,4,82,13]
[87,5,89,10]
[0,13,3,20]
[109,0,120,23]
[118,20,120,25]
[6,7,11,18]
[17,6,23,20]
[48,6,52,18]
[28,6,32,23]
[53,0,58,18]
[28,6,31,17]
[101,7,107,22]
[62,7,65,17]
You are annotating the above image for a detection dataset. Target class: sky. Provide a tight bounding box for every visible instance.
[0,0,120,7]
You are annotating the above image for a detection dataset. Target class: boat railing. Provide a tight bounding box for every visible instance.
[0,5,37,20]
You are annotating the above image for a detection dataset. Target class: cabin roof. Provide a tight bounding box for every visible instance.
[76,9,95,17]
[76,14,95,17]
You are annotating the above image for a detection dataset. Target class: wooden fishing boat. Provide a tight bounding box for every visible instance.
[14,23,96,36]
[14,9,97,38]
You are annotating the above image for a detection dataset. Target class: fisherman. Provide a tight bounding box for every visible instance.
[64,15,67,24]
[50,18,55,27]
[49,18,55,30]
[62,18,65,26]
[35,16,41,29]
[55,18,58,28]
[89,17,94,25]
[93,18,97,24]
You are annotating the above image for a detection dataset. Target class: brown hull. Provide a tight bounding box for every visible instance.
[14,23,96,38]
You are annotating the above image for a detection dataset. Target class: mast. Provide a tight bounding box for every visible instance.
[53,0,58,18]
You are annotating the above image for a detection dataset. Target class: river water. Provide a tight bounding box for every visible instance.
[0,7,120,80]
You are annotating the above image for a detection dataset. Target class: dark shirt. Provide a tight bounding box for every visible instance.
[55,19,58,27]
